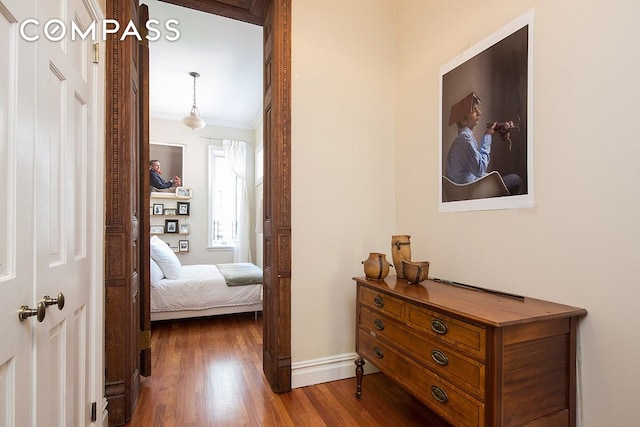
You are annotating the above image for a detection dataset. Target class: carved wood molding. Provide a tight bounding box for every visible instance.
[158,0,267,25]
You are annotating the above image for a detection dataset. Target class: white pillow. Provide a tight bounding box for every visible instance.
[150,235,182,279]
[150,258,164,287]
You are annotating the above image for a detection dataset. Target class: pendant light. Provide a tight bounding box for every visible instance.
[182,71,206,130]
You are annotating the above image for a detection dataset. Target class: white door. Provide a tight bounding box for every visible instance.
[0,0,104,425]
[0,1,37,425]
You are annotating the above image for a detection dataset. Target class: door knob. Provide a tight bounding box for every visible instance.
[19,301,47,322]
[43,293,65,311]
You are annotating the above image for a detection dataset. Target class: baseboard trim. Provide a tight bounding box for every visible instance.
[291,353,379,389]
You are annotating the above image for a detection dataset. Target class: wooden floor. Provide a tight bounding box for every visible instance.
[124,313,450,427]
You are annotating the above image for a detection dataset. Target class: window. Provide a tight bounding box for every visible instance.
[208,147,239,247]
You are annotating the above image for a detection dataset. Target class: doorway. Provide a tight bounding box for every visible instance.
[104,0,292,424]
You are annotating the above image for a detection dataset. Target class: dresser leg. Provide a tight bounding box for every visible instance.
[355,356,365,398]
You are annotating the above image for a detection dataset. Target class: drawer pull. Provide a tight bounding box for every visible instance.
[431,319,448,335]
[431,350,449,366]
[373,296,385,308]
[374,319,385,331]
[373,346,384,359]
[431,386,448,404]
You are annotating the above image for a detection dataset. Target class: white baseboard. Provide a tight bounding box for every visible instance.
[291,352,379,389]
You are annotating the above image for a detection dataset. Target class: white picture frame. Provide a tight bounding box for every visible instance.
[175,187,192,199]
[439,10,534,213]
[150,226,164,234]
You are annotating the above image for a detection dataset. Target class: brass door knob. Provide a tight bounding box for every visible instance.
[43,293,65,311]
[19,301,47,322]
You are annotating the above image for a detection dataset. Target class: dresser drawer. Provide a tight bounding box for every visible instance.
[359,306,485,398]
[358,330,484,427]
[405,303,486,360]
[359,286,404,320]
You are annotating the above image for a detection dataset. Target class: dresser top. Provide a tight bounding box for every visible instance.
[354,276,587,327]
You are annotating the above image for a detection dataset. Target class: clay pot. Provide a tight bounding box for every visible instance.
[362,252,392,280]
[402,261,430,284]
[391,235,411,279]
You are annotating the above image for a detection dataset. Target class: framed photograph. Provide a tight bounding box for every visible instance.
[150,225,164,234]
[164,219,178,233]
[152,204,164,215]
[177,201,190,215]
[175,186,192,199]
[439,10,534,213]
[163,208,176,216]
[179,223,190,234]
[178,240,189,252]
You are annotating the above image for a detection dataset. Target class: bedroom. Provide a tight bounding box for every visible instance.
[145,0,265,320]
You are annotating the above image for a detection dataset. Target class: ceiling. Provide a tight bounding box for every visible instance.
[144,0,263,129]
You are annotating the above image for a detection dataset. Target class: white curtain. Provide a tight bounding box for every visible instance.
[223,140,251,263]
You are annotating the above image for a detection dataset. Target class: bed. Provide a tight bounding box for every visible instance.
[150,236,263,321]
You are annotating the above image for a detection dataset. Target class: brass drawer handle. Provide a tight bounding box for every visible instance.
[431,350,449,366]
[431,319,448,335]
[373,296,385,308]
[373,346,384,359]
[431,385,448,403]
[374,319,385,331]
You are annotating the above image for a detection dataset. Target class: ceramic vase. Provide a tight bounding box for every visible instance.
[391,235,411,279]
[362,252,392,280]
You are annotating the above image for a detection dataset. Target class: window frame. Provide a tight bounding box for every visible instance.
[207,146,240,249]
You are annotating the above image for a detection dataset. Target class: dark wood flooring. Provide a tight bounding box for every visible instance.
[124,313,450,426]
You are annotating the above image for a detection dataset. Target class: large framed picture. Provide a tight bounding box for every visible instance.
[439,10,534,212]
[164,219,178,233]
[177,201,190,215]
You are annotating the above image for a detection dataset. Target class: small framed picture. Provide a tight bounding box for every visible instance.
[152,204,164,215]
[175,186,192,199]
[178,240,189,252]
[177,201,190,215]
[179,223,190,234]
[165,219,178,233]
[163,208,176,216]
[150,225,164,234]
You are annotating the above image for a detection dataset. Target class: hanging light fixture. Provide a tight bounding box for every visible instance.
[182,71,206,130]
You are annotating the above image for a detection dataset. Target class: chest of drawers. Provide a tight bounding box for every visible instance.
[354,276,586,427]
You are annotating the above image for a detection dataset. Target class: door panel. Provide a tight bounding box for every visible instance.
[0,0,36,425]
[261,0,292,393]
[104,0,147,423]
[0,0,100,425]
[33,0,97,425]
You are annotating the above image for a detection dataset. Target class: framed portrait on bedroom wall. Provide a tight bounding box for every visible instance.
[165,219,178,233]
[439,10,534,213]
[178,240,189,252]
[177,202,190,215]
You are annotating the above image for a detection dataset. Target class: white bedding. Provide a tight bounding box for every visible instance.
[151,264,263,314]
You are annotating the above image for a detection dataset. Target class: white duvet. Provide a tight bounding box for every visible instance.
[150,264,263,313]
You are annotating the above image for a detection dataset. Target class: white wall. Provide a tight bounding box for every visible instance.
[149,117,259,264]
[291,0,397,364]
[292,0,640,425]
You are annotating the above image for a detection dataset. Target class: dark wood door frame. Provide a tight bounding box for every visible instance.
[104,0,291,423]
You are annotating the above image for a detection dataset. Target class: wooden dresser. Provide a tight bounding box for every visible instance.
[354,276,587,427]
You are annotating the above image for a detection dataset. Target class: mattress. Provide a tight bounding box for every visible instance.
[150,264,263,314]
